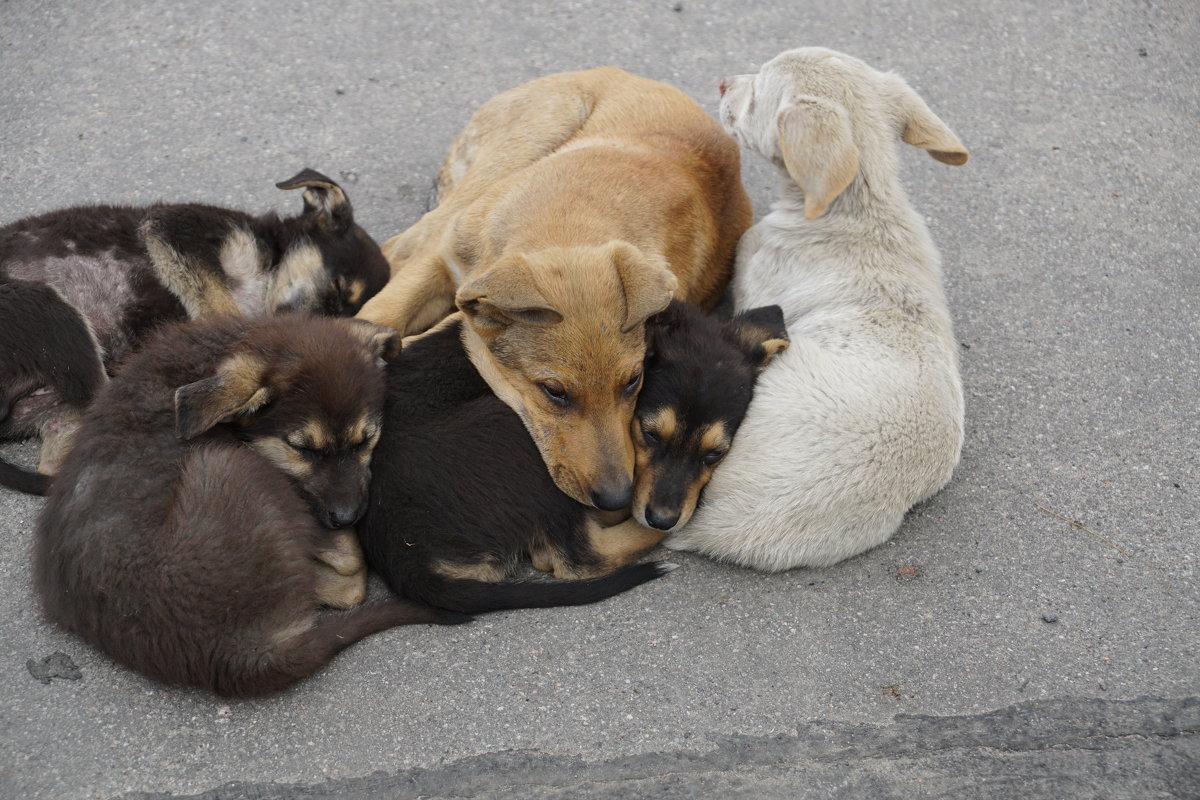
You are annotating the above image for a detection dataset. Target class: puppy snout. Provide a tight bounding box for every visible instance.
[327,506,362,529]
[644,506,681,531]
[591,482,633,512]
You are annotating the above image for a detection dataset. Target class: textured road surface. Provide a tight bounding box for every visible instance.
[1,1,1197,798]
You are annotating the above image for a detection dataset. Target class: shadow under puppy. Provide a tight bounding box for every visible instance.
[0,169,389,487]
[357,301,786,614]
[33,314,465,697]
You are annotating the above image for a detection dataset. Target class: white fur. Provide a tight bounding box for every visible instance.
[667,48,968,571]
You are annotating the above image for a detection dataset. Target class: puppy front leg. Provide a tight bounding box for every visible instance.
[355,255,457,336]
[37,408,85,474]
[314,531,367,609]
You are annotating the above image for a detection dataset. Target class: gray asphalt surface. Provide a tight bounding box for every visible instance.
[1,1,1197,798]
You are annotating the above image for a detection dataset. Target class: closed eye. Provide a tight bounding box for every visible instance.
[623,371,642,397]
[539,382,570,408]
[702,449,727,466]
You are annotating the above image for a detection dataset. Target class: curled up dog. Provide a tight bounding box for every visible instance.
[357,301,786,614]
[0,169,389,490]
[668,47,969,570]
[32,314,466,697]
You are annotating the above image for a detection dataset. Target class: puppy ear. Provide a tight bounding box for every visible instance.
[174,353,274,440]
[890,77,969,166]
[276,168,354,231]
[724,305,790,370]
[611,242,678,333]
[342,319,403,362]
[456,254,563,331]
[778,97,861,220]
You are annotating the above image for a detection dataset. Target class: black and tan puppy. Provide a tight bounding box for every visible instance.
[0,169,389,486]
[357,301,786,614]
[33,314,465,697]
[0,280,105,493]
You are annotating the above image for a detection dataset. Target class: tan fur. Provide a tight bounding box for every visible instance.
[699,422,731,454]
[432,559,508,583]
[313,564,367,609]
[315,530,366,576]
[142,229,242,318]
[359,67,751,505]
[584,516,670,574]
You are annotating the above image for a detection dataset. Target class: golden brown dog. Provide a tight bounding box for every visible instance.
[358,67,751,509]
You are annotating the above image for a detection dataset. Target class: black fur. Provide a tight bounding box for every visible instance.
[0,280,106,495]
[359,320,644,614]
[33,314,466,697]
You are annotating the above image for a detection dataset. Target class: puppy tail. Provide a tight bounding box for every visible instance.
[404,562,678,614]
[214,600,470,697]
[0,458,50,496]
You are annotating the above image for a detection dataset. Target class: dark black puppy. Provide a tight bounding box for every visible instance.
[33,313,465,697]
[358,301,787,614]
[0,280,105,494]
[0,169,389,489]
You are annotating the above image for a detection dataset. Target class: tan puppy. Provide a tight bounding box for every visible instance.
[359,67,751,509]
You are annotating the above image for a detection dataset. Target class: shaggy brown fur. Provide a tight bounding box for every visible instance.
[32,314,465,697]
[357,68,752,509]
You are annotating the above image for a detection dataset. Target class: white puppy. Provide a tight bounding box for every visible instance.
[666,47,969,571]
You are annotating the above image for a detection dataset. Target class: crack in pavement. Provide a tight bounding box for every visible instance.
[124,695,1200,799]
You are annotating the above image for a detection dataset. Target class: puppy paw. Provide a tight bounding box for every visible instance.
[315,563,367,609]
[316,531,366,576]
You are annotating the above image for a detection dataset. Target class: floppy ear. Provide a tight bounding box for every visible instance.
[778,96,861,220]
[724,305,790,370]
[610,241,678,333]
[342,319,403,362]
[890,77,969,166]
[174,353,274,440]
[455,254,563,331]
[276,168,354,231]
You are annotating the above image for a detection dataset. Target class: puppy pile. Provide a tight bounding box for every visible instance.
[1,47,967,696]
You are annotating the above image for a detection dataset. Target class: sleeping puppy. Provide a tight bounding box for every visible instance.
[357,301,786,614]
[358,67,752,512]
[33,314,465,696]
[0,169,389,486]
[667,47,968,570]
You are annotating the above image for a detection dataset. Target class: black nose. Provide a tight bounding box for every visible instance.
[645,507,680,531]
[591,483,633,511]
[327,507,361,529]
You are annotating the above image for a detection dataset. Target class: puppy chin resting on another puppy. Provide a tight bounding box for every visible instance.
[667,47,969,571]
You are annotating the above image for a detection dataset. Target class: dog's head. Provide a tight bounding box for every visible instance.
[631,301,788,532]
[456,241,677,509]
[173,316,401,529]
[718,47,968,219]
[270,169,391,316]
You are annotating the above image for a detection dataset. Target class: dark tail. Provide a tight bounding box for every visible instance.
[216,600,471,697]
[0,458,50,496]
[406,561,678,614]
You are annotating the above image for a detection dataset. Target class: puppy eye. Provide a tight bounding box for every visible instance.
[538,382,570,408]
[640,426,659,445]
[288,441,321,460]
[702,449,727,466]
[623,372,642,396]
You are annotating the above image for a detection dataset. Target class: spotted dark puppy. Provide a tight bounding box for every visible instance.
[357,301,785,614]
[33,314,465,697]
[0,169,389,489]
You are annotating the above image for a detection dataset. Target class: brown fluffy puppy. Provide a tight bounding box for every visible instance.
[33,314,466,697]
[358,68,751,511]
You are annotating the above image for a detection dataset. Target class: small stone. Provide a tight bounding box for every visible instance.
[335,88,346,95]
[973,565,985,574]
[1042,613,1058,624]
[1137,47,1148,57]
[672,1,683,10]
[897,565,921,580]
[27,652,82,684]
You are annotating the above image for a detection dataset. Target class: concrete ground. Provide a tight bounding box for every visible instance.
[1,1,1197,798]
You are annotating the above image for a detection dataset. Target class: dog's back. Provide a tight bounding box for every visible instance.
[33,314,463,695]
